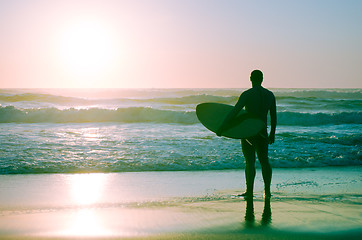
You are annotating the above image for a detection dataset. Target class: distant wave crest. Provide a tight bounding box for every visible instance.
[0,93,238,105]
[0,93,82,104]
[1,91,361,114]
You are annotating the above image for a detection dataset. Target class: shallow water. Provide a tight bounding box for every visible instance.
[0,88,361,174]
[0,167,361,237]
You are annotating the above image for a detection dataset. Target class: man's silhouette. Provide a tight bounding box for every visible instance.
[217,70,276,198]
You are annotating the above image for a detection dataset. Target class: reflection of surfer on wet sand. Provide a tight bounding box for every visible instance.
[217,70,277,199]
[244,197,272,228]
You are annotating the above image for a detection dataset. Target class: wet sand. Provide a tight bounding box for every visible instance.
[0,167,361,239]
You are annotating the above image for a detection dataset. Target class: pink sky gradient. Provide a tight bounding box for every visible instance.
[0,0,361,88]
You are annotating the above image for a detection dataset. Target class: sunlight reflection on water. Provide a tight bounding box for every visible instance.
[61,173,112,236]
[70,173,108,205]
[61,209,112,237]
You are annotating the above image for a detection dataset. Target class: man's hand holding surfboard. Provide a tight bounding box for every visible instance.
[196,103,266,140]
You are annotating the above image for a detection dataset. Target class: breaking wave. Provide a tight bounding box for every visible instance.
[0,106,361,125]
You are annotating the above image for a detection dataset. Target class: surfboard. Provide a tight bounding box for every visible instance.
[196,102,266,139]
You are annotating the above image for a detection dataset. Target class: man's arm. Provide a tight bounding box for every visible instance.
[269,94,277,144]
[216,94,246,136]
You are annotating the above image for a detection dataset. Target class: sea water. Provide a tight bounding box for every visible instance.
[0,88,361,174]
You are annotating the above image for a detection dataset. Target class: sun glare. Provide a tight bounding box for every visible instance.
[60,209,111,237]
[55,18,117,86]
[70,173,107,205]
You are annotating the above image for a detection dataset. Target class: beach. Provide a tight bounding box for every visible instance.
[0,167,361,239]
[1,0,361,236]
[0,88,361,239]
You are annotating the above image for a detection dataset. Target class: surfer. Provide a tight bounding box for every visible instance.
[216,70,276,199]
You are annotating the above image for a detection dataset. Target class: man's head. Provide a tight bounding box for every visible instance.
[250,70,263,86]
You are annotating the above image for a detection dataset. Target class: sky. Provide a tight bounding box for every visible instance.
[0,0,361,88]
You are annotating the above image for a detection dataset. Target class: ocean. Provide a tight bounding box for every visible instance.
[0,88,361,174]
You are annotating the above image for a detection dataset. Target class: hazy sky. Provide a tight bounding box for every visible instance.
[0,0,361,88]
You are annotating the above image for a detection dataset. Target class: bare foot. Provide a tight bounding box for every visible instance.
[238,192,253,199]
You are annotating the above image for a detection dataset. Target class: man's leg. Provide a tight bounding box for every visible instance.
[256,140,272,197]
[244,197,255,227]
[261,196,271,226]
[241,139,256,197]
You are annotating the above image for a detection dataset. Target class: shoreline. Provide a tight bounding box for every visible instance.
[0,167,361,239]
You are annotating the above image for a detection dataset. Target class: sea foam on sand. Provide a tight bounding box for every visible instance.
[0,167,361,239]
